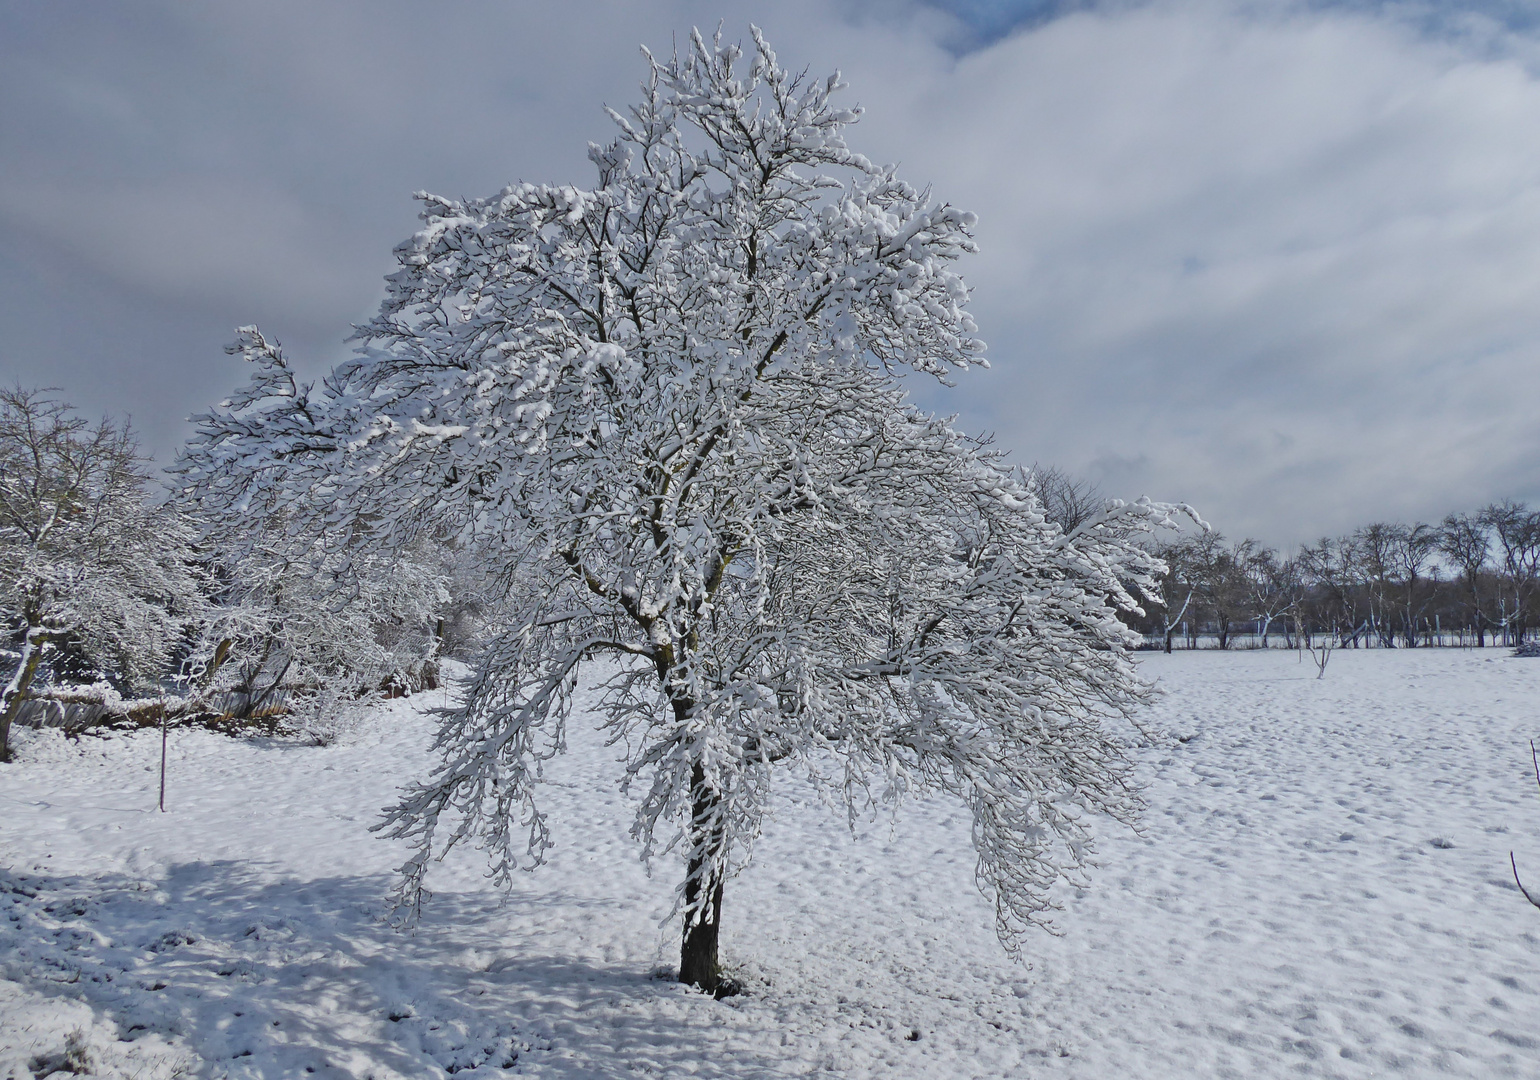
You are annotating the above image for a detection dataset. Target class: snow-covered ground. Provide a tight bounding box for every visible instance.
[3,649,1539,1078]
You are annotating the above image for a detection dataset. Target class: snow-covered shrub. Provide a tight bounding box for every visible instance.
[171,332,450,723]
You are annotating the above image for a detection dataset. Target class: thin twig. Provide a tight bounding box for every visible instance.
[1511,853,1540,910]
[1516,739,1540,910]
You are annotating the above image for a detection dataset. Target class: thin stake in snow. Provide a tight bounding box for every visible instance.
[158,697,169,813]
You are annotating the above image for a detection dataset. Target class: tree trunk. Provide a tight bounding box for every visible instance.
[1,626,51,764]
[679,860,725,992]
[679,758,728,994]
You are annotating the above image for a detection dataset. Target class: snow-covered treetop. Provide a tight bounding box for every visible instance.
[173,326,346,529]
[178,28,983,546]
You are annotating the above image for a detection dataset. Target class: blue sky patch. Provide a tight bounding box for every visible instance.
[923,0,1540,49]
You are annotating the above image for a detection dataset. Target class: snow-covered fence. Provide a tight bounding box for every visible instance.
[11,657,438,736]
[10,688,296,736]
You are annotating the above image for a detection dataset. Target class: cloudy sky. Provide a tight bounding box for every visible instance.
[4,0,1539,546]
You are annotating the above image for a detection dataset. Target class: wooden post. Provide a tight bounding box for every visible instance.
[158,698,169,812]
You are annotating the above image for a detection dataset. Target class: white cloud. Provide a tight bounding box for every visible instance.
[837,1,1540,542]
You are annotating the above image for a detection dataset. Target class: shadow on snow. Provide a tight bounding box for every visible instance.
[1,860,721,1078]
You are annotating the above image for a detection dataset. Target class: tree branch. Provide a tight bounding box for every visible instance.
[1512,852,1540,910]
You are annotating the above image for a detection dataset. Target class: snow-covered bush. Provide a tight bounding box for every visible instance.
[171,330,448,723]
[0,387,204,761]
[189,529,446,718]
[189,29,1190,992]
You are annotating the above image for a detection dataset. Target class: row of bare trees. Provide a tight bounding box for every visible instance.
[1131,503,1540,650]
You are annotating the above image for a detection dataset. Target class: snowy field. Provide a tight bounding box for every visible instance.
[3,649,1540,1079]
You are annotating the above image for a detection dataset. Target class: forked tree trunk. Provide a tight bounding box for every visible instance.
[679,758,727,994]
[1,626,52,764]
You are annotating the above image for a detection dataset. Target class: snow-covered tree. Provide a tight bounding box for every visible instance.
[191,533,447,726]
[193,30,1191,992]
[171,330,448,727]
[0,387,203,762]
[1243,545,1300,648]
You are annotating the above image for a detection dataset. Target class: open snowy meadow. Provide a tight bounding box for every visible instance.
[3,648,1539,1079]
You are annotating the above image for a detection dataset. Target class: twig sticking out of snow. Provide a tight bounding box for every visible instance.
[1511,740,1540,911]
[1511,853,1540,910]
[1306,638,1333,679]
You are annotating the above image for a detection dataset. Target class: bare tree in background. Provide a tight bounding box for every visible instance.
[1244,546,1299,648]
[1437,512,1492,645]
[1479,502,1540,646]
[1355,523,1400,647]
[1386,523,1438,646]
[1148,538,1197,653]
[1186,533,1254,649]
[1030,464,1104,534]
[1298,536,1369,647]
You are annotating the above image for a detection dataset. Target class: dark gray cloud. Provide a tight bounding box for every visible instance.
[4,0,1539,547]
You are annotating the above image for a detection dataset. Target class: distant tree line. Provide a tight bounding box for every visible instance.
[1125,504,1540,650]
